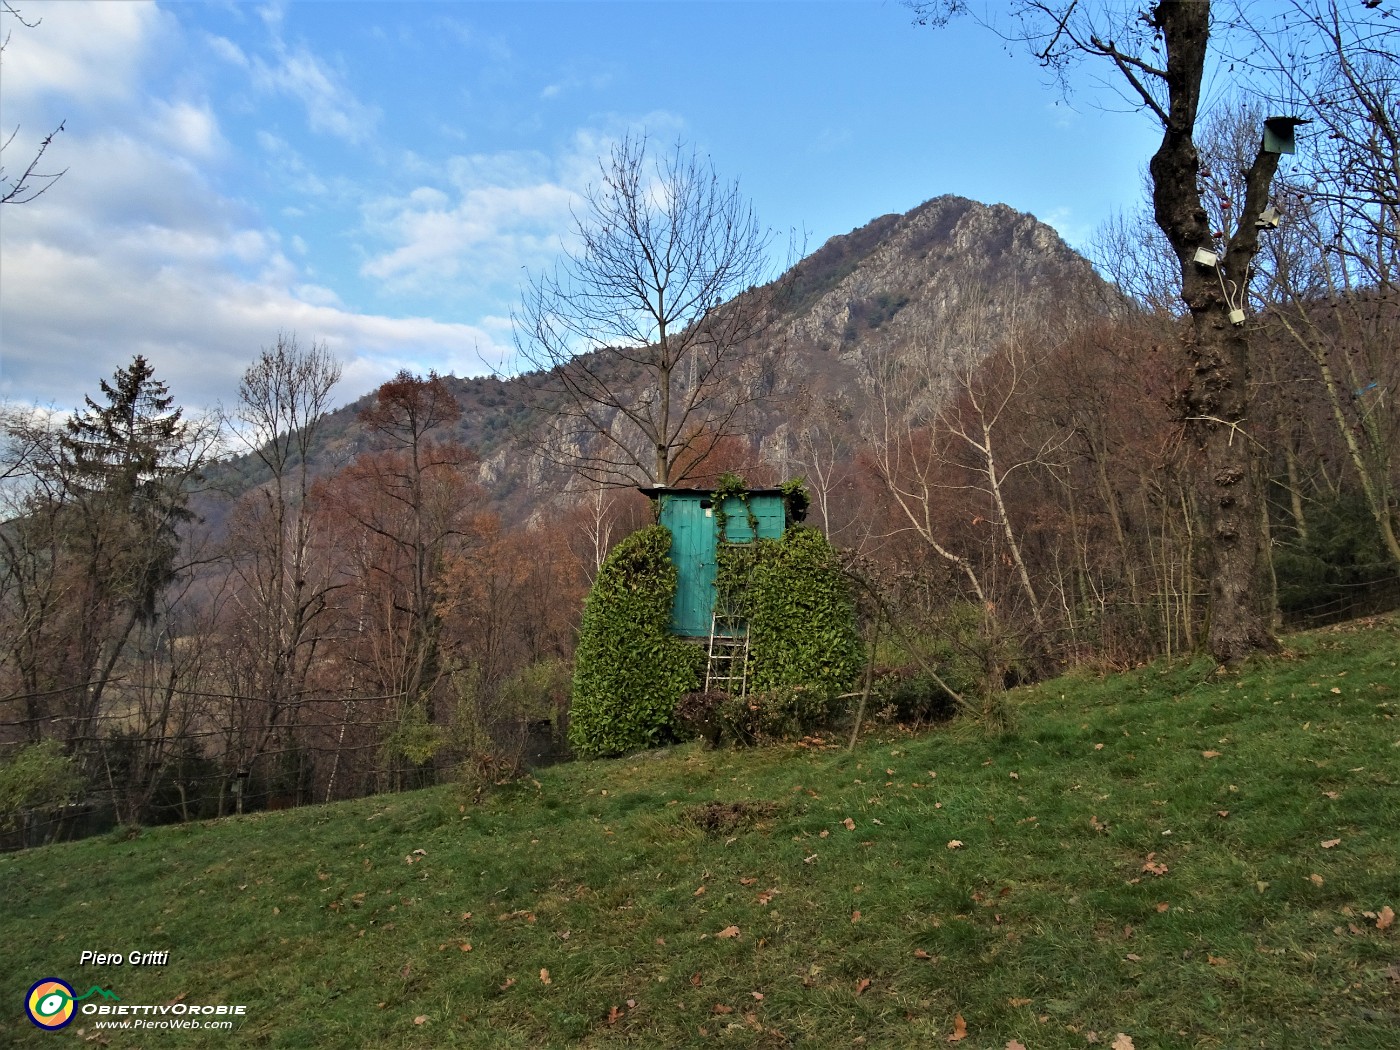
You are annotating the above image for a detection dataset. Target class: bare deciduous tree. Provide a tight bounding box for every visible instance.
[0,2,65,205]
[911,0,1331,663]
[219,334,342,798]
[515,135,783,488]
[1259,4,1400,570]
[863,286,1069,635]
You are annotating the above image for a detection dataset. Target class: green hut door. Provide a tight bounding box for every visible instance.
[664,496,718,637]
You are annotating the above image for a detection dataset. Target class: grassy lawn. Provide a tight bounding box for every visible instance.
[4,615,1398,1048]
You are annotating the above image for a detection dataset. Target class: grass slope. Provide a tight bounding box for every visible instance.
[4,617,1398,1049]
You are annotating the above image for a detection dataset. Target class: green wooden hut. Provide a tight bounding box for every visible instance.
[640,486,805,638]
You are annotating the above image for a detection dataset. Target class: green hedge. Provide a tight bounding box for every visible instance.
[568,525,702,757]
[721,524,863,696]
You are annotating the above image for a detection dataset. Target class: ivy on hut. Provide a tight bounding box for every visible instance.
[568,525,703,758]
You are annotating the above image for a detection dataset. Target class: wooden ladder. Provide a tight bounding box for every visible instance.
[705,608,750,696]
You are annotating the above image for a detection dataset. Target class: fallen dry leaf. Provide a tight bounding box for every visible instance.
[851,910,861,923]
[1141,852,1169,876]
[1321,838,1342,849]
[498,977,515,990]
[1376,905,1395,931]
[854,977,871,996]
[1202,750,1222,759]
[712,1004,734,1015]
[690,972,703,987]
[716,925,741,939]
[413,1015,428,1026]
[459,942,472,952]
[947,1012,968,1042]
[539,968,551,985]
[914,948,934,960]
[1111,1035,1136,1050]
[606,1005,623,1025]
[1008,997,1032,1007]
[947,839,964,850]
[693,885,706,896]
[842,817,856,831]
[1310,874,1325,887]
[1006,1041,1028,1050]
[1155,902,1170,913]
[751,991,764,1001]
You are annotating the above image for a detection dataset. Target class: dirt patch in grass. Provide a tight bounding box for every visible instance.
[683,800,779,834]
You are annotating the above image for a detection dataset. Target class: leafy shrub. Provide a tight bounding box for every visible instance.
[570,525,703,757]
[722,525,863,696]
[0,740,82,831]
[867,669,959,725]
[448,661,571,797]
[674,690,728,748]
[711,684,838,747]
[1274,492,1395,625]
[382,702,446,768]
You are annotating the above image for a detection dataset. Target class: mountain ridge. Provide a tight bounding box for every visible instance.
[203,194,1117,521]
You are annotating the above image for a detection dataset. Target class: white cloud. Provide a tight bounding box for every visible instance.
[2,2,164,106]
[430,15,513,65]
[360,179,577,288]
[357,145,590,296]
[539,68,614,102]
[148,99,224,161]
[0,8,683,425]
[1040,206,1096,252]
[249,44,380,145]
[254,131,330,198]
[0,231,507,413]
[204,33,250,70]
[0,11,499,417]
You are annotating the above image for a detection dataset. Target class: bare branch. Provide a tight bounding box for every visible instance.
[514,134,785,487]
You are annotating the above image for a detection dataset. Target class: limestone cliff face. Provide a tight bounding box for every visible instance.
[205,195,1119,524]
[768,195,1112,403]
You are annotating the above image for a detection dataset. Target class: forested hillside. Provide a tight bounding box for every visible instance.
[3,67,1398,842]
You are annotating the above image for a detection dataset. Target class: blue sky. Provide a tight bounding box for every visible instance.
[0,0,1165,417]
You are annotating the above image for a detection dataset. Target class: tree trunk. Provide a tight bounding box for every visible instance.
[1179,319,1279,663]
[1151,0,1280,665]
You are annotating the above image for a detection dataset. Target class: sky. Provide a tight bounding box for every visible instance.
[0,0,1168,419]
